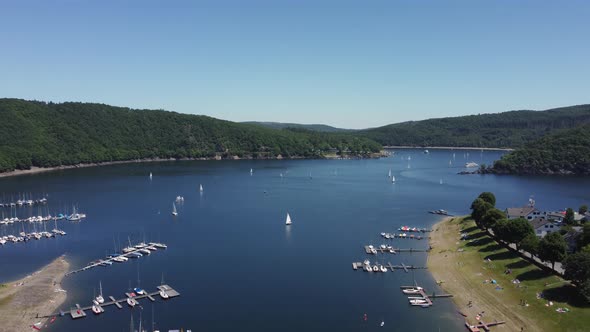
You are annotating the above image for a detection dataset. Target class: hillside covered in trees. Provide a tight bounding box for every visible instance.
[242,121,351,133]
[493,124,590,175]
[0,99,381,173]
[359,105,590,148]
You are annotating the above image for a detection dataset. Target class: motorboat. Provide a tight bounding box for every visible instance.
[159,290,169,299]
[372,265,379,272]
[92,305,102,314]
[380,265,388,273]
[127,297,137,307]
[96,282,105,304]
[134,287,146,295]
[402,287,423,294]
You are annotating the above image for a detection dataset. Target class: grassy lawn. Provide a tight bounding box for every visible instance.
[456,216,589,332]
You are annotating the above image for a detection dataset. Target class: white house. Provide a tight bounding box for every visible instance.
[530,218,559,238]
[505,207,538,220]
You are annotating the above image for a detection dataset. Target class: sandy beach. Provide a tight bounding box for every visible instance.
[0,256,69,332]
[427,217,540,331]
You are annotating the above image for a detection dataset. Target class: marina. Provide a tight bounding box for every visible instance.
[397,226,433,233]
[57,284,180,320]
[64,242,167,276]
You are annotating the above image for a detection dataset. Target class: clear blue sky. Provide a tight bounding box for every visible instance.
[1,0,589,129]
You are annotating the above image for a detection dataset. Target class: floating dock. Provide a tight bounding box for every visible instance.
[400,285,452,308]
[380,233,426,240]
[364,245,430,255]
[60,285,179,320]
[465,320,506,332]
[352,262,427,272]
[65,243,167,276]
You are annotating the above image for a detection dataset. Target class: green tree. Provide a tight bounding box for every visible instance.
[520,233,540,258]
[563,252,590,302]
[564,208,576,225]
[538,232,567,270]
[577,224,590,249]
[481,208,505,230]
[471,198,493,226]
[492,218,510,242]
[477,192,496,207]
[579,205,588,215]
[502,218,534,250]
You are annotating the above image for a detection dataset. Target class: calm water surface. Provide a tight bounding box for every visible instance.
[1,149,589,332]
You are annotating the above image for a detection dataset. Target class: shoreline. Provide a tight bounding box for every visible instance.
[0,152,385,179]
[384,145,513,151]
[0,256,69,332]
[427,216,537,331]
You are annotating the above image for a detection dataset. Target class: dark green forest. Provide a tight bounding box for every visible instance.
[493,124,590,175]
[359,105,590,148]
[0,99,381,172]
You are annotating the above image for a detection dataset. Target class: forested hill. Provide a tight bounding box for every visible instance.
[0,99,381,173]
[359,105,590,148]
[242,121,351,133]
[492,124,590,175]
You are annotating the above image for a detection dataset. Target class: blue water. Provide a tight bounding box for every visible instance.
[1,149,589,332]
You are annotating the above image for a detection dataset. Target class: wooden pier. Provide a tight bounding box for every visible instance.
[58,285,179,320]
[65,243,167,276]
[465,320,506,332]
[352,261,427,272]
[364,245,430,255]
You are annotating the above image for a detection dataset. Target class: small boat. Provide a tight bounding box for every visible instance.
[409,299,428,305]
[380,320,385,327]
[388,169,391,177]
[172,203,178,216]
[134,287,145,295]
[92,304,102,315]
[439,178,443,185]
[363,259,370,266]
[139,249,151,255]
[250,168,253,175]
[372,265,379,272]
[159,290,169,299]
[199,184,203,192]
[380,265,387,273]
[391,175,396,183]
[127,297,137,307]
[96,281,105,304]
[402,287,423,294]
[149,172,153,180]
[285,213,292,225]
[465,162,479,168]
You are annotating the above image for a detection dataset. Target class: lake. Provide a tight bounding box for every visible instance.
[1,149,589,332]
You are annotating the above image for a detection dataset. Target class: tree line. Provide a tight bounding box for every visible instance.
[0,99,382,172]
[471,192,590,302]
[493,124,590,175]
[359,104,590,148]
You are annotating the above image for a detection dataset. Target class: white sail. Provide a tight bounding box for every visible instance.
[250,168,253,174]
[391,175,396,183]
[388,169,391,177]
[199,184,203,192]
[439,178,443,185]
[149,172,152,180]
[285,213,292,225]
[172,203,177,216]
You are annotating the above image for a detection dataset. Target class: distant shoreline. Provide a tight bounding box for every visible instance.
[0,153,384,179]
[384,146,513,151]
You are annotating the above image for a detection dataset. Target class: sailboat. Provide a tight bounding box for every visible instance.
[285,213,292,225]
[96,281,105,304]
[391,175,396,183]
[388,169,392,178]
[250,168,253,175]
[172,203,177,216]
[199,184,203,193]
[439,179,443,185]
[149,172,152,180]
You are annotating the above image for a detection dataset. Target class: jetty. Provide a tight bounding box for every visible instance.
[364,245,430,255]
[398,226,432,233]
[380,233,425,240]
[465,320,506,331]
[400,285,453,308]
[54,285,180,320]
[352,261,427,272]
[65,242,167,276]
[0,197,47,208]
